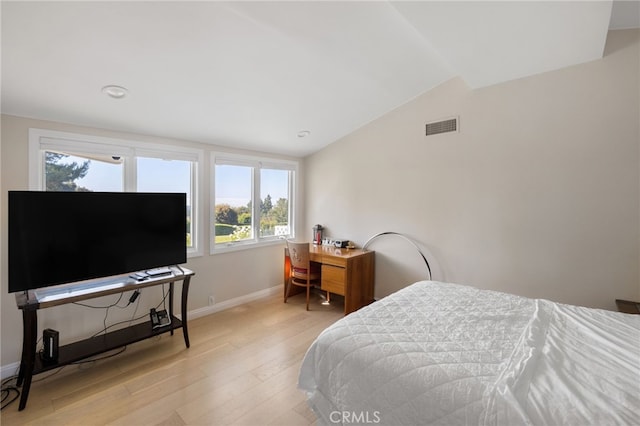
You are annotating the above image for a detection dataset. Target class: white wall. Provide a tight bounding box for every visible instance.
[305,29,640,308]
[0,115,302,369]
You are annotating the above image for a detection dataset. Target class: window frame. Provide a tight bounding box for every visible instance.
[211,152,297,254]
[29,128,204,257]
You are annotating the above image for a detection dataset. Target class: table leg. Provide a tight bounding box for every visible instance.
[169,282,175,336]
[18,309,37,411]
[181,277,191,348]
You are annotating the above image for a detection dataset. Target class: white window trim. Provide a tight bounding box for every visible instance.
[211,152,298,254]
[29,128,204,258]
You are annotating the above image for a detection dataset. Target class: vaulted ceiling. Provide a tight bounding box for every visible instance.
[2,1,637,156]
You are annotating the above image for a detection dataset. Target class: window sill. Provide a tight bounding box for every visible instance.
[210,238,288,255]
[187,248,203,258]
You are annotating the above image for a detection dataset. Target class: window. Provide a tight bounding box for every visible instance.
[44,151,124,192]
[30,129,202,256]
[212,153,296,251]
[137,157,195,248]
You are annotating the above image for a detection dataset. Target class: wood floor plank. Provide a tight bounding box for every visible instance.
[189,363,300,425]
[232,371,312,425]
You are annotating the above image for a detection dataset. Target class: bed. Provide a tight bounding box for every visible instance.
[299,281,640,425]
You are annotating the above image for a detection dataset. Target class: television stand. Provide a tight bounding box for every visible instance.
[14,266,194,411]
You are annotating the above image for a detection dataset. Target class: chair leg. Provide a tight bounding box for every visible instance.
[305,282,310,311]
[327,291,331,302]
[284,277,292,303]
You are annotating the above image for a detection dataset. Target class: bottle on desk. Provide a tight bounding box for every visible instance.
[313,224,324,245]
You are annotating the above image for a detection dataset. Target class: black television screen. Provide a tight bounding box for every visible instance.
[9,191,187,293]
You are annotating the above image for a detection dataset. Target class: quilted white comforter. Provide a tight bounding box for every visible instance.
[298,281,640,425]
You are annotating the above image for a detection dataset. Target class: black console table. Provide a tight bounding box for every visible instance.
[14,266,194,411]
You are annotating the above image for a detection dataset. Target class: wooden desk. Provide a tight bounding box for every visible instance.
[285,244,374,314]
[15,267,194,410]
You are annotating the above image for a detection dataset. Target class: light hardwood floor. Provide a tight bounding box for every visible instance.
[2,290,344,425]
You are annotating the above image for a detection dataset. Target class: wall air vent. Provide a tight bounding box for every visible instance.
[425,117,458,136]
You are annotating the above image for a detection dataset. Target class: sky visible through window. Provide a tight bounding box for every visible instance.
[65,156,192,204]
[69,156,122,192]
[137,157,191,203]
[215,166,288,207]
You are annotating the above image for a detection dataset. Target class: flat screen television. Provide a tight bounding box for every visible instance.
[9,191,187,293]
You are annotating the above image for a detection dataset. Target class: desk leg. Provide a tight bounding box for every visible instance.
[17,309,37,411]
[181,277,191,348]
[169,282,175,336]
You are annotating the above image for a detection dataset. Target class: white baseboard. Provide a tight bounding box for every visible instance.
[0,284,283,380]
[1,362,21,380]
[188,284,282,319]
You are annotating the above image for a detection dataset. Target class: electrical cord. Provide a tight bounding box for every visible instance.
[29,345,127,391]
[162,284,167,312]
[92,291,138,337]
[32,365,66,383]
[92,313,148,338]
[72,291,127,309]
[1,376,20,410]
[90,287,169,338]
[34,290,140,371]
[72,346,128,365]
[128,291,141,328]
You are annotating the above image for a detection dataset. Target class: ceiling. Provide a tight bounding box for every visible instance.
[2,1,638,157]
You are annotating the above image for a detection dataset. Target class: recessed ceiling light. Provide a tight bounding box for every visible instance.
[297,130,311,138]
[101,85,128,99]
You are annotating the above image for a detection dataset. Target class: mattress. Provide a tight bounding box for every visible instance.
[298,281,640,425]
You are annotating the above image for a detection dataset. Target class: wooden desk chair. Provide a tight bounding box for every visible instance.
[285,241,321,310]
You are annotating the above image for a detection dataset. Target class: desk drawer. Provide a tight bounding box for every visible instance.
[321,265,345,296]
[321,255,347,268]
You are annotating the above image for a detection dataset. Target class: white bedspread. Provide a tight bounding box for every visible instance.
[298,281,640,425]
